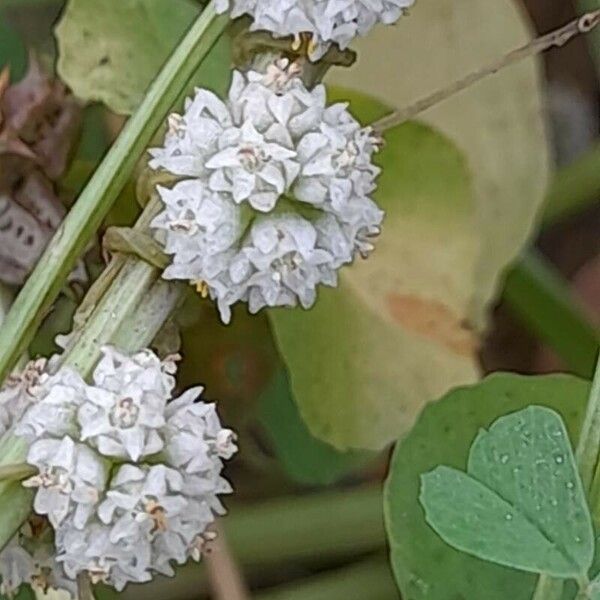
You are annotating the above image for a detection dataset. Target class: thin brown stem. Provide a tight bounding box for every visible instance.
[373,10,600,132]
[205,521,251,600]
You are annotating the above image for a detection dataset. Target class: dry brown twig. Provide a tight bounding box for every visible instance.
[373,10,600,132]
[204,521,251,600]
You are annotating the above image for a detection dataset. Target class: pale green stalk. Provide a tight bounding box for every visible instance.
[532,353,600,599]
[0,3,228,384]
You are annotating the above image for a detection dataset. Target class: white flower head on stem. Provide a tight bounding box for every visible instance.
[215,0,415,60]
[151,60,384,321]
[23,436,107,529]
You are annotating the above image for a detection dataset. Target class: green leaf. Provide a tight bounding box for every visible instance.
[328,0,550,327]
[0,16,27,79]
[503,251,600,379]
[56,0,230,114]
[270,94,479,450]
[421,406,594,578]
[259,370,371,485]
[385,374,591,600]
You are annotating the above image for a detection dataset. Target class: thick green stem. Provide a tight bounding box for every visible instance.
[254,556,396,600]
[503,250,599,378]
[0,3,228,384]
[543,141,600,225]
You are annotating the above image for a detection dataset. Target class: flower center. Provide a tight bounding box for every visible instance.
[271,253,303,282]
[109,397,140,429]
[144,499,168,533]
[334,141,359,171]
[38,466,71,492]
[237,144,267,172]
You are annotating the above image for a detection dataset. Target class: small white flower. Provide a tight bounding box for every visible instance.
[207,120,299,212]
[77,387,165,462]
[0,358,48,437]
[97,464,187,543]
[16,368,87,443]
[77,347,173,461]
[152,181,243,286]
[0,539,34,597]
[92,346,176,399]
[215,0,415,59]
[23,436,107,529]
[163,388,238,471]
[216,213,340,322]
[228,63,325,138]
[56,521,152,590]
[149,89,232,179]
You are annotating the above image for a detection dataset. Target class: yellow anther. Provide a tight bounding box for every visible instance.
[194,280,210,298]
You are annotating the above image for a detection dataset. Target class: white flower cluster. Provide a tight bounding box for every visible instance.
[0,346,236,595]
[0,518,77,599]
[150,59,384,323]
[214,0,415,59]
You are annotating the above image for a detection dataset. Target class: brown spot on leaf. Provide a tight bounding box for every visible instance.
[386,293,478,356]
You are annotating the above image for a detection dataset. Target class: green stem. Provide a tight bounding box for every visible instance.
[0,463,36,481]
[532,355,600,599]
[0,3,228,384]
[254,556,397,600]
[576,353,600,493]
[543,141,600,226]
[531,575,564,600]
[118,486,385,600]
[503,250,599,378]
[584,356,600,520]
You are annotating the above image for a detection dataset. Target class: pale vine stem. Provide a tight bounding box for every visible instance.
[373,10,600,131]
[204,521,251,600]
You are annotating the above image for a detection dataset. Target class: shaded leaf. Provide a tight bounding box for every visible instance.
[259,370,371,485]
[55,0,231,115]
[421,407,593,578]
[270,95,479,450]
[384,374,591,600]
[328,0,550,326]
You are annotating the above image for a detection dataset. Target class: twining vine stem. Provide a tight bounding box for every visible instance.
[373,10,600,131]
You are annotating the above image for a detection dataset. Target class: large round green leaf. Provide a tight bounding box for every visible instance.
[55,0,231,114]
[270,92,479,450]
[384,374,591,600]
[328,0,550,327]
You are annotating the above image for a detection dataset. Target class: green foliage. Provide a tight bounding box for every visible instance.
[328,0,550,327]
[270,92,479,451]
[421,406,594,578]
[385,374,591,600]
[259,370,370,485]
[0,15,27,78]
[503,252,600,379]
[56,0,231,114]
